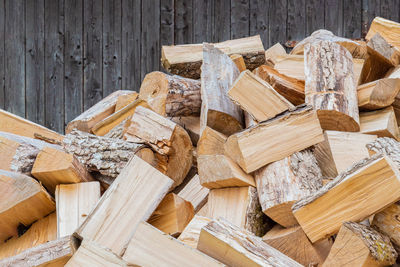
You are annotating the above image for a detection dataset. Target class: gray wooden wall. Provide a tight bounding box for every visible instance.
[0,0,399,133]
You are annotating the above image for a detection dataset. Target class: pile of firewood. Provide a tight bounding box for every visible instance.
[2,16,400,266]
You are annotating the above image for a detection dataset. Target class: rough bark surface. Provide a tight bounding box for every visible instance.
[245,187,271,237]
[10,143,40,174]
[372,202,400,253]
[366,137,400,168]
[103,118,127,139]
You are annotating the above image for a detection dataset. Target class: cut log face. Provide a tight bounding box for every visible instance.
[360,106,399,140]
[178,215,212,248]
[358,78,400,110]
[292,154,400,243]
[314,131,377,178]
[224,105,324,173]
[197,218,303,267]
[200,44,243,136]
[197,126,227,156]
[323,222,397,267]
[264,43,287,66]
[229,54,247,72]
[170,116,200,146]
[366,17,400,51]
[304,40,360,132]
[274,55,306,81]
[161,35,265,79]
[115,92,139,111]
[368,32,400,65]
[122,221,223,266]
[177,174,209,213]
[255,149,323,227]
[228,70,294,122]
[0,170,55,242]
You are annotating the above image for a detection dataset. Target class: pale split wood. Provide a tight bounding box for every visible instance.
[368,32,400,65]
[360,106,400,140]
[170,116,200,146]
[114,92,139,111]
[274,54,306,81]
[229,54,246,72]
[366,17,400,51]
[358,78,400,110]
[178,215,212,248]
[264,43,287,66]
[197,126,227,156]
[360,44,395,84]
[177,174,209,212]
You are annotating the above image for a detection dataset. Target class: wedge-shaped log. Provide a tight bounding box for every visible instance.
[178,215,212,248]
[0,213,56,259]
[115,92,138,111]
[323,222,397,267]
[66,90,134,133]
[372,202,400,253]
[264,43,287,66]
[314,131,377,178]
[0,109,63,142]
[148,193,194,237]
[198,218,303,267]
[225,105,324,173]
[122,221,223,266]
[366,17,400,51]
[0,235,72,267]
[367,137,400,168]
[200,44,243,136]
[358,78,400,110]
[305,40,360,131]
[255,149,322,227]
[177,174,209,212]
[0,170,55,242]
[360,106,399,140]
[124,106,193,188]
[56,182,100,238]
[74,156,173,256]
[293,154,400,243]
[0,136,20,172]
[228,70,294,122]
[206,186,268,237]
[274,55,305,82]
[368,32,400,65]
[31,147,94,193]
[360,44,394,84]
[170,116,200,145]
[161,35,265,79]
[197,126,226,156]
[229,54,246,72]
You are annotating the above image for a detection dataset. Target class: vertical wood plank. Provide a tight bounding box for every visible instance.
[26,0,45,125]
[343,0,362,38]
[269,0,287,46]
[231,0,250,39]
[325,0,343,36]
[83,0,103,110]
[174,0,193,44]
[362,0,380,37]
[213,0,230,42]
[65,0,83,125]
[306,0,325,35]
[381,0,400,21]
[160,0,174,45]
[44,0,65,132]
[122,0,141,91]
[4,0,25,117]
[103,0,122,97]
[287,0,306,42]
[0,0,5,109]
[193,0,213,43]
[250,0,269,48]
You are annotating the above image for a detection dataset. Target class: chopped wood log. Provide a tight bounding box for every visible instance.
[274,54,305,81]
[0,136,21,172]
[197,126,226,156]
[123,106,193,188]
[360,106,399,140]
[255,149,323,227]
[0,170,55,242]
[200,44,243,136]
[178,215,211,248]
[114,92,139,111]
[148,193,194,237]
[229,54,246,72]
[228,70,294,122]
[366,137,400,168]
[161,35,265,79]
[66,90,134,133]
[292,154,400,243]
[56,182,100,238]
[197,218,303,267]
[122,221,223,266]
[359,45,394,84]
[31,147,94,193]
[197,202,209,217]
[323,221,397,267]
[358,78,400,110]
[74,156,173,256]
[177,174,209,212]
[244,111,257,127]
[206,186,269,237]
[170,116,200,146]
[304,40,360,132]
[264,43,287,66]
[0,236,72,267]
[368,32,400,65]
[0,213,56,259]
[314,131,377,178]
[253,65,305,105]
[225,105,324,173]
[0,108,63,142]
[366,17,400,51]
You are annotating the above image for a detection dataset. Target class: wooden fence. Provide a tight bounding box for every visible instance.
[0,0,399,132]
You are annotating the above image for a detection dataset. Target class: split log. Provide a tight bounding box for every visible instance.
[244,111,257,128]
[366,137,400,168]
[122,221,223,266]
[178,215,211,248]
[177,174,209,212]
[366,17,400,51]
[255,149,323,227]
[197,126,226,156]
[323,222,397,267]
[197,202,209,217]
[359,44,394,84]
[170,116,200,146]
[197,218,303,267]
[228,70,294,122]
[0,236,72,267]
[0,213,56,259]
[304,40,360,132]
[200,44,243,136]
[360,106,399,140]
[206,186,269,237]
[123,106,193,188]
[66,90,134,133]
[139,71,201,117]
[225,105,324,173]
[114,92,139,111]
[148,193,194,237]
[56,182,100,238]
[292,154,400,243]
[0,108,63,142]
[0,170,55,242]
[274,54,305,81]
[358,78,400,110]
[31,147,94,193]
[264,43,287,66]
[229,54,246,72]
[368,32,400,65]
[253,65,305,105]
[314,131,377,178]
[74,156,173,256]
[161,35,265,79]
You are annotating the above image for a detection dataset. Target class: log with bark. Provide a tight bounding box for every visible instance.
[366,137,400,168]
[366,17,400,51]
[170,116,200,146]
[358,78,400,110]
[360,106,399,140]
[368,32,400,65]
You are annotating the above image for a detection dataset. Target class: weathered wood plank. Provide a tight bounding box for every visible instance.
[362,0,381,37]
[193,0,213,43]
[325,0,344,36]
[343,0,362,38]
[175,0,193,44]
[306,0,325,35]
[0,0,4,109]
[250,0,269,48]
[287,0,305,43]
[269,0,287,47]
[160,0,174,46]
[231,0,250,39]
[380,0,400,22]
[213,0,230,42]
